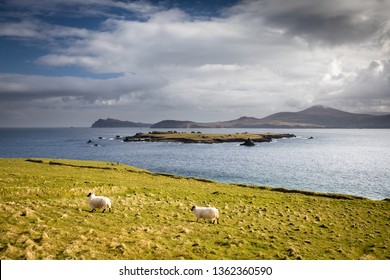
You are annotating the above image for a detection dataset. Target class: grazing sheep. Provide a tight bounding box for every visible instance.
[191,205,219,224]
[87,192,111,213]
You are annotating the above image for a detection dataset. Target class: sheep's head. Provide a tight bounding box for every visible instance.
[191,206,196,211]
[87,192,94,197]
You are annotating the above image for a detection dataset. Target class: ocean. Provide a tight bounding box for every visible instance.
[0,127,389,200]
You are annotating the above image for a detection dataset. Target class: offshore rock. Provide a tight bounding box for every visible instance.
[240,138,256,146]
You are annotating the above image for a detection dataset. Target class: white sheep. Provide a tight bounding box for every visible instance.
[87,192,111,213]
[191,205,219,224]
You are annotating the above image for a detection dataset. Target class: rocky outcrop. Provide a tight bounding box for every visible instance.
[240,138,256,146]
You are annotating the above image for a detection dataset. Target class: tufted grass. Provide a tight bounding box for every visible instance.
[0,158,389,260]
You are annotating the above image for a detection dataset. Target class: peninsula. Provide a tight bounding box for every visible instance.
[91,118,152,128]
[123,131,295,144]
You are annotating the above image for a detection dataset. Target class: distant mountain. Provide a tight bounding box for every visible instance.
[151,105,390,128]
[150,120,203,128]
[92,106,390,128]
[91,118,152,128]
[263,105,390,128]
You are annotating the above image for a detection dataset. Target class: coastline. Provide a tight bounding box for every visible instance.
[24,158,371,200]
[0,128,389,200]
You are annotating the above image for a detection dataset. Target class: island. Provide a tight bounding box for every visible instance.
[123,131,295,144]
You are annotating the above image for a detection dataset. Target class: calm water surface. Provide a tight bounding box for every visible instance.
[0,128,389,200]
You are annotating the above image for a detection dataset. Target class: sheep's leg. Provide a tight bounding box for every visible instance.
[196,218,199,223]
[91,208,96,212]
[102,209,106,213]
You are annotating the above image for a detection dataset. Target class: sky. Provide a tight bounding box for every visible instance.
[0,0,389,127]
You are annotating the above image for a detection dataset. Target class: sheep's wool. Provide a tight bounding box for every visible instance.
[191,206,219,224]
[87,192,111,212]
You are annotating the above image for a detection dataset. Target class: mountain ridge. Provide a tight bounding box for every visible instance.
[91,106,390,128]
[91,118,152,128]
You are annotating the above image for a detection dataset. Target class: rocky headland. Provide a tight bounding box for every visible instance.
[91,118,152,128]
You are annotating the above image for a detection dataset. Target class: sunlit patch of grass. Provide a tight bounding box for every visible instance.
[0,158,389,260]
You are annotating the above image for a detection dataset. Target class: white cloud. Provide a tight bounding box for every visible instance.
[0,0,389,126]
[1,0,159,18]
[316,59,390,113]
[0,19,90,40]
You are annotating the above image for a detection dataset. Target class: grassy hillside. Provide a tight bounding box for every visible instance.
[0,158,389,260]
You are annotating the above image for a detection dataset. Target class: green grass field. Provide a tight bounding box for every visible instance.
[0,158,389,260]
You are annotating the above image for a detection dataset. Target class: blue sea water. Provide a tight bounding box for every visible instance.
[0,127,389,200]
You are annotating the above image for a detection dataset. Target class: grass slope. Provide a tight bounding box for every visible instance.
[0,158,389,260]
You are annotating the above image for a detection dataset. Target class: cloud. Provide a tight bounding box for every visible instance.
[229,0,390,46]
[0,0,389,127]
[0,19,90,40]
[0,73,167,103]
[340,60,390,112]
[1,0,159,19]
[0,71,171,126]
[33,7,309,75]
[316,59,390,113]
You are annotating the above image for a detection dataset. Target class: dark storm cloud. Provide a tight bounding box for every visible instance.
[266,14,377,45]
[315,58,390,114]
[341,60,390,107]
[231,0,390,45]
